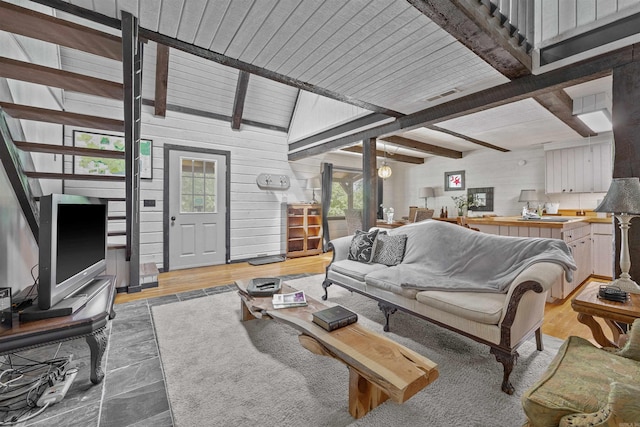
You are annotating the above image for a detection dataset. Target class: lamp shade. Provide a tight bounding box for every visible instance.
[594,178,640,214]
[419,187,435,198]
[307,177,321,190]
[518,189,537,202]
[377,163,392,179]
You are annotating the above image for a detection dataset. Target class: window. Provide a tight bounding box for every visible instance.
[328,168,364,218]
[180,158,217,213]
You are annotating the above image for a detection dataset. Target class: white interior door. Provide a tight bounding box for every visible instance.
[169,150,227,270]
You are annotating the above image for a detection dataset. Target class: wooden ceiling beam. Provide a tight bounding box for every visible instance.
[289,44,636,161]
[13,140,125,159]
[0,57,123,100]
[231,71,250,130]
[534,90,596,137]
[407,0,530,78]
[0,102,124,132]
[341,146,425,164]
[0,2,122,61]
[425,125,510,152]
[154,44,170,117]
[381,136,462,159]
[24,171,125,181]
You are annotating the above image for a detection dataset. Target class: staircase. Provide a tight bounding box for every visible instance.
[0,2,156,293]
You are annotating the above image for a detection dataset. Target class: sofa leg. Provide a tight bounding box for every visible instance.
[490,348,518,395]
[321,279,332,301]
[378,303,397,332]
[535,328,543,351]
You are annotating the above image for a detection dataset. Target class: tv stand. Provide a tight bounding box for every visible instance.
[0,275,116,384]
[19,276,112,321]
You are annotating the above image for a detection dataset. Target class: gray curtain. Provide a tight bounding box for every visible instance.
[321,162,333,251]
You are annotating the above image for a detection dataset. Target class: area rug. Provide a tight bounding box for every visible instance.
[152,274,562,427]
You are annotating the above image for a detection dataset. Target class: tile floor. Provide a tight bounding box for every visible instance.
[0,284,238,426]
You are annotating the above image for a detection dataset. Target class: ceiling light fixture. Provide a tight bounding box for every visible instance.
[573,92,612,133]
[378,142,392,179]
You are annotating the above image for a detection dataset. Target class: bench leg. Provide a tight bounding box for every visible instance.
[348,367,389,419]
[86,328,108,384]
[378,302,397,332]
[321,278,332,301]
[490,348,518,395]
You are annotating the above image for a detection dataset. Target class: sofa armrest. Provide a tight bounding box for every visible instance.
[615,318,640,361]
[328,235,353,263]
[558,382,640,427]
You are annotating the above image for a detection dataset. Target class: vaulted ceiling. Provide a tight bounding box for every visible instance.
[3,0,639,164]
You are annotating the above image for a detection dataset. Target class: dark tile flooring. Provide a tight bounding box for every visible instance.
[1,284,237,427]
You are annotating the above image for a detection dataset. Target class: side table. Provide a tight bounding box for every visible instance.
[571,281,640,348]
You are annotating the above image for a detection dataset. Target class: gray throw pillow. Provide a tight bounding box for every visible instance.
[348,229,379,263]
[372,233,407,266]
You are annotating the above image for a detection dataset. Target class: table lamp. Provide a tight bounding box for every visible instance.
[419,187,435,208]
[518,189,537,210]
[594,177,640,294]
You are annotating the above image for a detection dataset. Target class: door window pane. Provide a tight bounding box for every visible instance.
[180,157,217,213]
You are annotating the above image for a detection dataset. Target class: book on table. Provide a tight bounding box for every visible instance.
[272,291,307,309]
[312,305,358,331]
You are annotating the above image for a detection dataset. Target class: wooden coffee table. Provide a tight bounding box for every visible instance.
[235,279,438,419]
[571,280,640,348]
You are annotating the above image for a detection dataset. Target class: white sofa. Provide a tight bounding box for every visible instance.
[322,220,575,394]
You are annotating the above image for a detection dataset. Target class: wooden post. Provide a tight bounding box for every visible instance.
[122,11,142,292]
[362,138,378,230]
[612,56,640,282]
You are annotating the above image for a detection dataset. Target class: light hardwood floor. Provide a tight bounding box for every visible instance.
[115,253,612,343]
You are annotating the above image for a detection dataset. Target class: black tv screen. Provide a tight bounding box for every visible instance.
[38,194,108,310]
[56,204,107,283]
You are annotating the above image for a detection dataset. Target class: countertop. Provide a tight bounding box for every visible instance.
[465,215,613,228]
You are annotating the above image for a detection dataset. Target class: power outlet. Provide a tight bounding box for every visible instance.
[37,368,78,407]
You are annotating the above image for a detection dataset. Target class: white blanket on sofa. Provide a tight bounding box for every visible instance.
[386,220,577,293]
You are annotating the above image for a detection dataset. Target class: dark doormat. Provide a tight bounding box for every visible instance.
[248,255,286,266]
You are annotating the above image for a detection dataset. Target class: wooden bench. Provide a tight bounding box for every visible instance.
[0,276,116,384]
[236,279,438,419]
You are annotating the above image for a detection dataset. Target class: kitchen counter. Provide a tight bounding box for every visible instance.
[465,215,613,228]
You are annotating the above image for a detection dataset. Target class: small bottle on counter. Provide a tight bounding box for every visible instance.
[440,207,445,218]
[444,207,448,218]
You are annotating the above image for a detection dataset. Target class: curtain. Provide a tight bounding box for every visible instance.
[321,162,333,252]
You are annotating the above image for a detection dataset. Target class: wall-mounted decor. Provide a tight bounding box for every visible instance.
[468,187,494,212]
[444,170,465,191]
[73,131,153,179]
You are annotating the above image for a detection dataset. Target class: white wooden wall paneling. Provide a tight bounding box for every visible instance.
[208,0,254,53]
[138,0,161,31]
[222,0,280,59]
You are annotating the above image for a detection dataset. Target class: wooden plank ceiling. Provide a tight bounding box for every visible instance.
[1,0,621,163]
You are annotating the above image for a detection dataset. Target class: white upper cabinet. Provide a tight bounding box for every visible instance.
[545,143,612,194]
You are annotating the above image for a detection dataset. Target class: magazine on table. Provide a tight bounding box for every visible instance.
[272,291,307,309]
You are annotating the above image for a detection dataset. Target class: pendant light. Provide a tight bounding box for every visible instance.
[378,142,392,179]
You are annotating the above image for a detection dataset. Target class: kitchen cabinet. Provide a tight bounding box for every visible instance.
[591,222,614,278]
[545,143,612,194]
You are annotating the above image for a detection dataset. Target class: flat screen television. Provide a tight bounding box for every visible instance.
[38,194,108,310]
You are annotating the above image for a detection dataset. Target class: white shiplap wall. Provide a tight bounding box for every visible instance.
[60,91,321,268]
[386,146,607,220]
[535,0,640,45]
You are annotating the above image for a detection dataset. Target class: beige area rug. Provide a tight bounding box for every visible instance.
[152,274,562,427]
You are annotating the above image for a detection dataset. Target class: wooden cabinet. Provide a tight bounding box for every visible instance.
[591,222,614,278]
[545,143,612,194]
[286,204,323,258]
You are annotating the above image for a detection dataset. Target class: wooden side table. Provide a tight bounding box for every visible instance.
[571,281,640,348]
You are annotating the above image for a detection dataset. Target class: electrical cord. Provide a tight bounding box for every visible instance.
[0,346,72,424]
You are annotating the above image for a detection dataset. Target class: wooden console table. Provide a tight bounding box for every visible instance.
[0,276,116,384]
[571,281,640,348]
[235,279,438,419]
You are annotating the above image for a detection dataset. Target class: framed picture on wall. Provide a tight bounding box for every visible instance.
[73,131,153,179]
[444,170,465,191]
